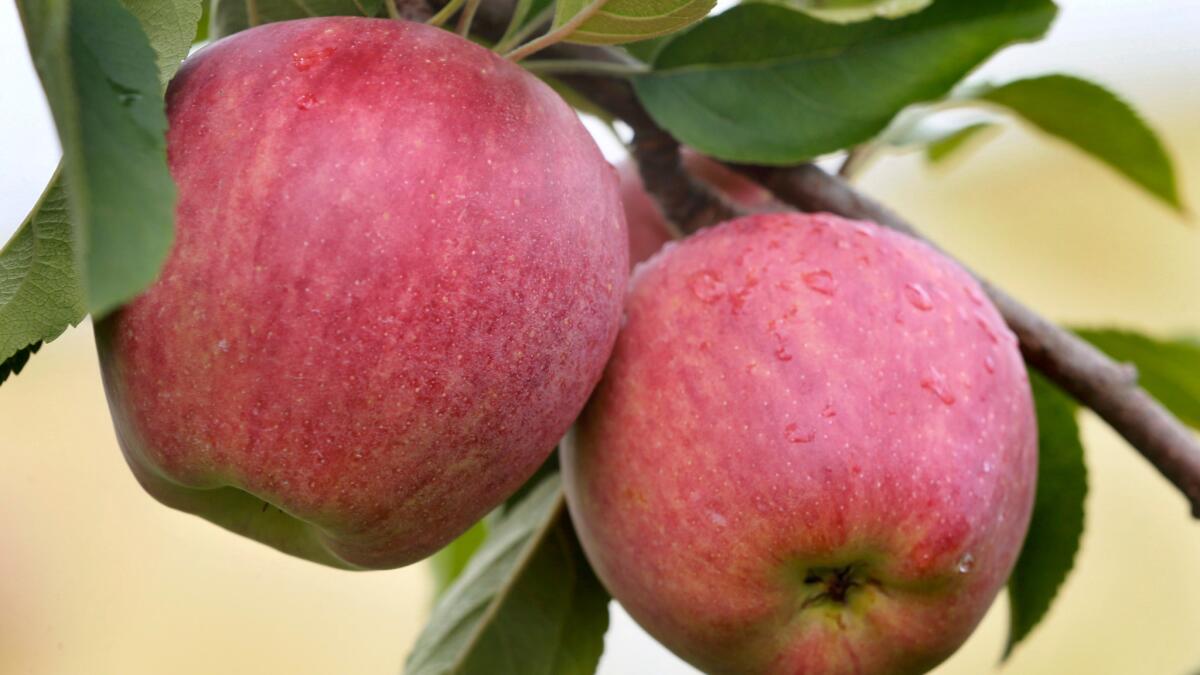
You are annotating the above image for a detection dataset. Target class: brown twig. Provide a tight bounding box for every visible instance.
[837,146,867,179]
[627,127,742,234]
[388,0,434,21]
[458,0,1200,517]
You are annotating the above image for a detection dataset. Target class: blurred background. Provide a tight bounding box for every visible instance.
[1,0,1197,673]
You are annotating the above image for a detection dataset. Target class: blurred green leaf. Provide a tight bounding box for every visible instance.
[17,0,176,317]
[622,35,670,63]
[195,0,211,42]
[406,473,610,675]
[212,0,383,38]
[791,0,932,23]
[1006,372,1087,656]
[553,0,716,46]
[973,74,1184,212]
[1075,328,1200,429]
[633,0,1056,164]
[926,120,999,163]
[120,0,204,86]
[878,106,1001,155]
[499,0,554,48]
[429,521,489,600]
[0,172,87,386]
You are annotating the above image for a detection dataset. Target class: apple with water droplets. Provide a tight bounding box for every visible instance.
[94,17,627,569]
[563,212,1036,673]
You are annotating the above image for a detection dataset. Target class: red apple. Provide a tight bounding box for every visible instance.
[95,17,627,570]
[619,150,778,267]
[564,212,1036,673]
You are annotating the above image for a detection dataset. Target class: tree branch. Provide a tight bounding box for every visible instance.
[390,0,434,20]
[458,0,1200,516]
[629,128,743,234]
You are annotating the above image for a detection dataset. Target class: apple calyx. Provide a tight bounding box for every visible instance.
[800,565,877,609]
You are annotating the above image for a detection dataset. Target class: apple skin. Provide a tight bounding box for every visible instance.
[619,150,778,267]
[563,212,1036,674]
[95,17,627,570]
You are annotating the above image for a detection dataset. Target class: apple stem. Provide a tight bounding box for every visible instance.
[384,0,401,19]
[246,0,261,27]
[427,0,467,28]
[494,4,555,54]
[503,0,610,63]
[520,59,647,78]
[837,145,875,181]
[456,0,484,36]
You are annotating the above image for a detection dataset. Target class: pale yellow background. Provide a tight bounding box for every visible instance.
[1,1,1198,674]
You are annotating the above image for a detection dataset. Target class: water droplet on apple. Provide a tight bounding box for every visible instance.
[982,460,993,474]
[821,403,836,418]
[689,270,726,304]
[802,270,835,296]
[983,355,996,374]
[920,367,956,405]
[973,311,999,343]
[729,275,759,314]
[296,93,319,111]
[785,423,815,444]
[292,46,336,71]
[957,552,975,574]
[964,284,985,306]
[775,345,794,362]
[903,282,934,311]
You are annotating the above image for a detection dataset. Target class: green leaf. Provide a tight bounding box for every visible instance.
[406,473,610,675]
[553,0,716,46]
[1075,328,1200,430]
[622,36,671,63]
[212,0,383,38]
[792,0,933,23]
[925,120,998,163]
[632,0,1057,164]
[429,521,489,600]
[119,0,204,87]
[878,106,1000,152]
[972,74,1184,212]
[18,0,177,317]
[1006,371,1087,656]
[0,174,87,385]
[499,0,554,48]
[195,0,211,42]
